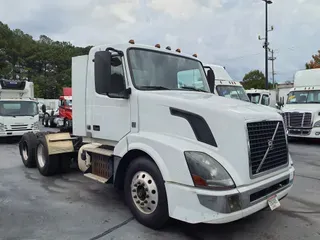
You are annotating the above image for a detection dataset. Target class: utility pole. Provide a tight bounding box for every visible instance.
[268,49,276,88]
[258,0,273,90]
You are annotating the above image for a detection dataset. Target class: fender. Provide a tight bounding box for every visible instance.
[113,132,240,187]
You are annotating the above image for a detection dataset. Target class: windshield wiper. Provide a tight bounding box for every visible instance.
[180,86,207,92]
[307,101,320,104]
[139,86,170,90]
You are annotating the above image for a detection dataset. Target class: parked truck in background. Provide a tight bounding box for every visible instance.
[18,41,294,229]
[43,87,72,129]
[203,64,283,116]
[0,79,40,137]
[203,64,250,102]
[282,68,320,138]
[246,89,277,108]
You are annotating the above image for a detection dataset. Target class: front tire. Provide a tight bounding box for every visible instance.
[124,156,169,229]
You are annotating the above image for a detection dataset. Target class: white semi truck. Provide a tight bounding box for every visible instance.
[203,64,283,116]
[282,68,320,138]
[246,89,277,108]
[18,42,294,229]
[0,79,40,137]
[203,64,251,102]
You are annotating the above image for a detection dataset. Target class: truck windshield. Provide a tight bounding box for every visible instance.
[0,101,39,116]
[216,85,250,101]
[128,49,210,92]
[247,93,261,104]
[287,90,320,104]
[66,100,72,106]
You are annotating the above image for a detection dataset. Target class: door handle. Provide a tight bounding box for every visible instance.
[93,125,100,131]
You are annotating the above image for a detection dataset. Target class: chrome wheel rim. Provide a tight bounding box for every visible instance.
[22,142,28,160]
[37,144,46,168]
[131,171,159,214]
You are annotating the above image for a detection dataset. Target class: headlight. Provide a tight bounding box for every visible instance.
[184,151,235,190]
[314,120,320,128]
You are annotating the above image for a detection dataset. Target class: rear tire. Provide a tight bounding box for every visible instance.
[19,133,38,168]
[35,136,59,176]
[45,118,49,127]
[42,113,49,125]
[124,156,169,229]
[50,117,57,128]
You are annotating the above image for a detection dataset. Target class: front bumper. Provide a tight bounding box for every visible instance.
[0,129,40,137]
[165,166,294,224]
[287,127,320,138]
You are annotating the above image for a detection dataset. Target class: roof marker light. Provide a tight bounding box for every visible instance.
[166,46,171,50]
[155,44,161,48]
[193,53,198,58]
[129,39,135,44]
[176,48,181,53]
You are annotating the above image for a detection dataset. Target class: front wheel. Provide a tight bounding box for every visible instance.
[124,156,169,229]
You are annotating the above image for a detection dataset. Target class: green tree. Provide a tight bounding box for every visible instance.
[0,21,92,98]
[241,70,266,89]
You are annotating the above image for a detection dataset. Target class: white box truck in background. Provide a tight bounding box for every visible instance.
[282,68,320,138]
[18,42,294,229]
[0,79,40,137]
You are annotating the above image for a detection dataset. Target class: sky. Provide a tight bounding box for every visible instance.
[1,0,319,83]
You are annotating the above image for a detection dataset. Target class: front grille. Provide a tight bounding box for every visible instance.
[247,121,288,177]
[284,112,312,128]
[6,124,29,131]
[6,129,32,132]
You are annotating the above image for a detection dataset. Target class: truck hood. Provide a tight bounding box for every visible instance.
[138,91,285,186]
[150,91,281,120]
[282,104,320,114]
[258,104,283,114]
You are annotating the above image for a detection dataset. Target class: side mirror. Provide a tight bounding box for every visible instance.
[94,51,111,94]
[204,67,215,93]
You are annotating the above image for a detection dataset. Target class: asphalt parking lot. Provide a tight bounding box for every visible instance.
[1,134,320,240]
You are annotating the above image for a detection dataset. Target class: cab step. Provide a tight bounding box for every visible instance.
[84,147,113,157]
[84,173,109,183]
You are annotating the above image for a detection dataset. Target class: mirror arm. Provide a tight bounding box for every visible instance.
[106,47,124,56]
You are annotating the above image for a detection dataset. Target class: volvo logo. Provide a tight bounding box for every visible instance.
[256,122,280,174]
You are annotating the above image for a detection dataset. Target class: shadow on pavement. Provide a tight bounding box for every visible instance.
[0,136,21,144]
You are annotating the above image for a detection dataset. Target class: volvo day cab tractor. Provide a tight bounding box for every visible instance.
[282,68,320,138]
[0,79,39,137]
[19,41,294,229]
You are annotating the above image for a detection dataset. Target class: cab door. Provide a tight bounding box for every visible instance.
[90,54,131,141]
